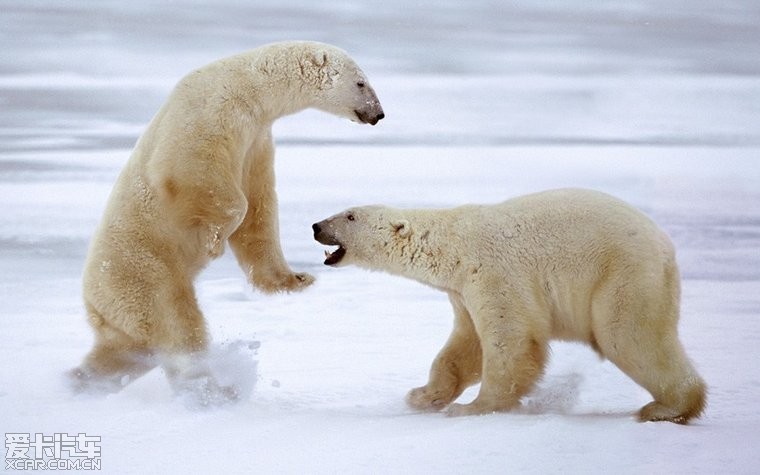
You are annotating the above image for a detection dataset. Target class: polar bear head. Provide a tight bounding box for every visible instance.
[314,205,461,288]
[292,42,385,125]
[312,205,413,269]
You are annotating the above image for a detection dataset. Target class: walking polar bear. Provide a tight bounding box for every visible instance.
[72,41,384,403]
[313,188,706,423]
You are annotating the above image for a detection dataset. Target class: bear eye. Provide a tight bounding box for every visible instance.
[346,213,355,221]
[356,81,365,89]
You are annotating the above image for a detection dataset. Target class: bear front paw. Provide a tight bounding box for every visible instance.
[445,398,516,417]
[406,386,452,412]
[445,402,492,417]
[254,271,315,294]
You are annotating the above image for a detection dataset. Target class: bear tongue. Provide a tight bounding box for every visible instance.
[324,246,346,266]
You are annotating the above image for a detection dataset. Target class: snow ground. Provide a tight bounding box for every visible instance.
[2,1,760,474]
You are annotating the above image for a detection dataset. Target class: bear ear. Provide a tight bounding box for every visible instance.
[304,49,336,87]
[391,219,412,238]
[308,49,329,68]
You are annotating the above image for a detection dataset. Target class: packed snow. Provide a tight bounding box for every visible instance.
[1,1,759,474]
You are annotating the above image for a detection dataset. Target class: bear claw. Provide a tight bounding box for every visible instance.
[254,271,315,293]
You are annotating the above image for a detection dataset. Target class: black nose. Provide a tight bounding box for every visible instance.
[312,223,321,237]
[376,112,384,122]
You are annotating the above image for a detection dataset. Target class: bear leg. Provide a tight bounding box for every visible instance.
[592,275,707,424]
[407,293,482,411]
[151,283,239,406]
[160,352,240,407]
[69,341,155,394]
[447,335,547,417]
[69,303,156,394]
[600,330,706,424]
[446,294,548,417]
[229,143,314,293]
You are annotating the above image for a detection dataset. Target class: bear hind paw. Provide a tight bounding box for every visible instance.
[638,401,691,424]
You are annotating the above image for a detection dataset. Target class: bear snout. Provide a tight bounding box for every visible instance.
[354,109,384,126]
[313,221,347,266]
[312,222,337,245]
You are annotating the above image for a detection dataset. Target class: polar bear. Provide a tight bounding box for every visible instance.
[313,188,706,423]
[71,41,384,402]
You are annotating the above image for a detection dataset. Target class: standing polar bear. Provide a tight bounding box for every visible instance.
[72,41,384,402]
[313,188,706,423]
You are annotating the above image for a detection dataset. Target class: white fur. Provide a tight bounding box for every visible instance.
[314,188,706,423]
[72,41,383,399]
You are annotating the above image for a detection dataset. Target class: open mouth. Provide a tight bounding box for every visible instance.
[313,222,347,265]
[323,245,346,266]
